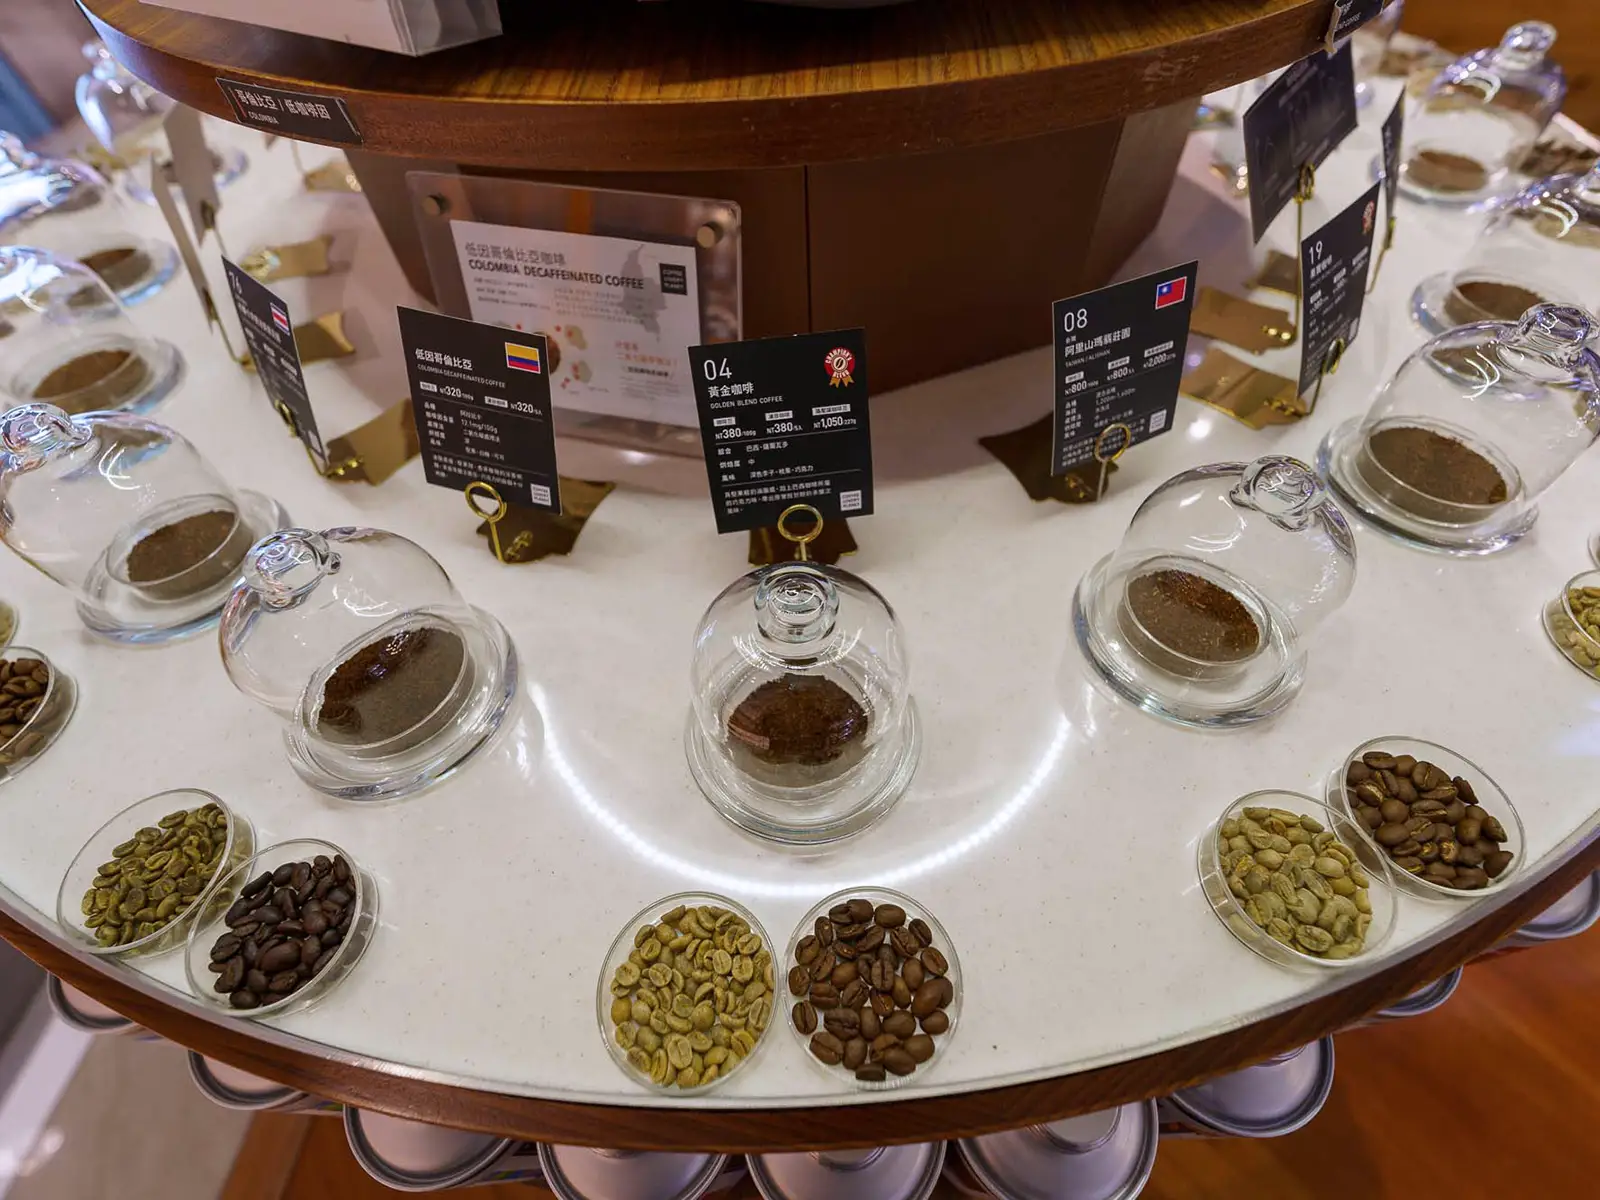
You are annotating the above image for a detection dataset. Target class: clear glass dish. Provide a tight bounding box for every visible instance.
[1073,457,1356,728]
[1399,22,1565,208]
[55,789,252,957]
[0,404,288,644]
[783,886,961,1093]
[219,528,516,800]
[183,839,377,1019]
[596,892,777,1097]
[1412,164,1600,335]
[1542,569,1600,681]
[1325,738,1524,900]
[0,248,183,417]
[1199,792,1398,971]
[686,557,919,844]
[1318,304,1600,555]
[0,646,77,783]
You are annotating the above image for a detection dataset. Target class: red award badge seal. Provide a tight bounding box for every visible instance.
[824,346,855,388]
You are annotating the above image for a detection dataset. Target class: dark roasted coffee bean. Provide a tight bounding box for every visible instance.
[809,1031,844,1065]
[835,922,868,941]
[302,906,328,936]
[840,980,869,1010]
[215,956,244,993]
[834,941,858,961]
[230,989,260,1009]
[259,942,302,974]
[855,1063,886,1083]
[831,961,858,988]
[1379,799,1410,824]
[1355,781,1387,807]
[231,922,260,939]
[1346,760,1372,785]
[922,947,949,977]
[242,872,273,899]
[245,905,283,926]
[224,897,254,927]
[242,938,260,967]
[871,991,895,1018]
[1454,777,1479,805]
[245,969,268,992]
[859,1007,880,1040]
[326,887,352,907]
[935,976,954,1009]
[206,961,226,975]
[883,1011,916,1038]
[815,917,835,945]
[891,976,913,1008]
[843,1037,868,1070]
[1393,754,1417,777]
[824,1009,860,1039]
[291,862,312,893]
[903,1033,935,1063]
[829,903,853,924]
[1356,805,1383,830]
[313,855,332,876]
[1484,850,1514,879]
[847,898,874,923]
[809,950,837,983]
[883,1048,917,1076]
[810,982,840,1008]
[796,935,820,965]
[332,856,351,884]
[210,934,241,963]
[321,928,343,949]
[909,918,932,946]
[858,925,885,952]
[276,920,305,937]
[312,949,335,975]
[874,903,906,928]
[314,877,334,901]
[301,936,322,967]
[273,887,296,914]
[271,863,295,887]
[788,966,811,996]
[1362,752,1397,770]
[1481,815,1508,843]
[793,1001,818,1035]
[890,926,921,958]
[267,970,299,994]
[920,1009,950,1036]
[1456,817,1481,844]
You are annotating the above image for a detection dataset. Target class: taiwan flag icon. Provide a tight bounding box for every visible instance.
[1155,277,1187,309]
[505,343,542,373]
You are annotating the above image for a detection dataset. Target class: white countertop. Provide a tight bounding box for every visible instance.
[0,81,1596,1111]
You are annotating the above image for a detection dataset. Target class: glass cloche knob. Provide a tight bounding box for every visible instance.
[754,564,840,645]
[1230,456,1329,531]
[0,403,91,463]
[1497,21,1556,66]
[1503,304,1595,370]
[242,530,340,609]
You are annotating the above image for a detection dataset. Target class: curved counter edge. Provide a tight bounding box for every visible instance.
[3,831,1594,1153]
[81,0,1336,169]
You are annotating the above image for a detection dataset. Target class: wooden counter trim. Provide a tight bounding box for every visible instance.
[80,0,1335,169]
[3,833,1593,1153]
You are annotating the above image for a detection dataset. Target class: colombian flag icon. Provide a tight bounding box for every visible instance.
[505,343,542,373]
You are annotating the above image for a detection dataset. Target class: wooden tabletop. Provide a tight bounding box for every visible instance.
[82,0,1337,169]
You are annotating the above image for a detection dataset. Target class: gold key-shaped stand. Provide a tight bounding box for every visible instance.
[749,505,856,566]
[464,479,615,564]
[979,416,1133,504]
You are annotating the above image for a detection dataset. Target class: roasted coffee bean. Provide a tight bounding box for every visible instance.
[1379,799,1409,824]
[901,958,925,992]
[1482,815,1508,843]
[215,957,244,993]
[911,979,943,1017]
[840,980,870,1010]
[1394,754,1417,776]
[267,970,299,994]
[793,1001,818,1034]
[242,872,272,899]
[1346,761,1372,785]
[1376,822,1410,846]
[1356,805,1383,830]
[843,1037,868,1070]
[810,982,840,1008]
[920,1009,950,1036]
[883,1010,917,1039]
[859,1007,880,1040]
[1347,751,1515,888]
[1362,752,1397,771]
[229,989,260,1010]
[874,903,906,928]
[890,926,921,958]
[858,925,886,952]
[1485,850,1514,878]
[271,863,294,887]
[869,1033,901,1060]
[871,991,895,1018]
[846,898,874,923]
[1454,777,1479,805]
[810,1031,844,1065]
[831,961,858,987]
[809,950,837,983]
[829,902,853,924]
[302,906,328,936]
[210,934,241,962]
[788,966,811,996]
[332,857,351,884]
[1452,867,1490,889]
[796,935,819,965]
[903,1034,936,1063]
[934,977,954,1009]
[245,969,268,993]
[258,942,301,974]
[320,928,342,948]
[224,897,254,927]
[891,976,913,1008]
[883,1048,917,1076]
[836,921,868,941]
[814,917,835,946]
[834,940,858,961]
[922,947,949,977]
[855,1063,886,1083]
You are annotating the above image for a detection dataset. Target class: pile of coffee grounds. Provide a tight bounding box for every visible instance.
[1366,426,1508,506]
[1405,149,1489,194]
[32,348,148,413]
[126,511,237,583]
[80,246,152,294]
[1125,569,1260,664]
[1443,280,1548,326]
[317,626,466,747]
[728,674,869,766]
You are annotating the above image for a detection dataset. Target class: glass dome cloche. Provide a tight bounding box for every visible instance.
[686,507,918,844]
[0,246,183,416]
[0,132,107,229]
[219,528,518,801]
[0,404,288,643]
[1398,22,1565,208]
[1318,303,1600,555]
[1073,457,1357,728]
[1411,163,1600,333]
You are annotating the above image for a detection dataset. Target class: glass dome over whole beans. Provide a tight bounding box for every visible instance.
[1317,303,1600,554]
[218,527,518,801]
[1073,456,1357,728]
[686,551,919,845]
[0,403,287,643]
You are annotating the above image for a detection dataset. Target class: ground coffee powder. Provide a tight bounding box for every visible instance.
[1363,425,1508,511]
[317,626,467,749]
[728,674,869,768]
[1405,149,1489,195]
[80,246,152,295]
[1124,569,1261,666]
[124,510,248,600]
[1443,279,1549,326]
[32,348,148,413]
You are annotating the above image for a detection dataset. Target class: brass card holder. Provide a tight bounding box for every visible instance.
[288,142,361,194]
[1191,287,1297,352]
[979,415,1131,504]
[749,506,856,566]
[1248,251,1301,298]
[240,236,334,283]
[1181,347,1304,430]
[465,479,615,564]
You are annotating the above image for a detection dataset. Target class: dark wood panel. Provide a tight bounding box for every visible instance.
[2,833,1593,1152]
[79,0,1335,168]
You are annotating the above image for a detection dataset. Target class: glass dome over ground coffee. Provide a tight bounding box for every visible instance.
[219,527,517,801]
[686,514,918,844]
[1074,456,1356,728]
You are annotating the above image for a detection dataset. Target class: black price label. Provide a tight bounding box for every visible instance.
[217,79,363,145]
[1328,0,1388,44]
[223,260,325,468]
[1381,91,1404,228]
[398,308,562,515]
[1243,44,1358,242]
[1052,262,1198,473]
[1299,181,1383,399]
[689,329,873,535]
